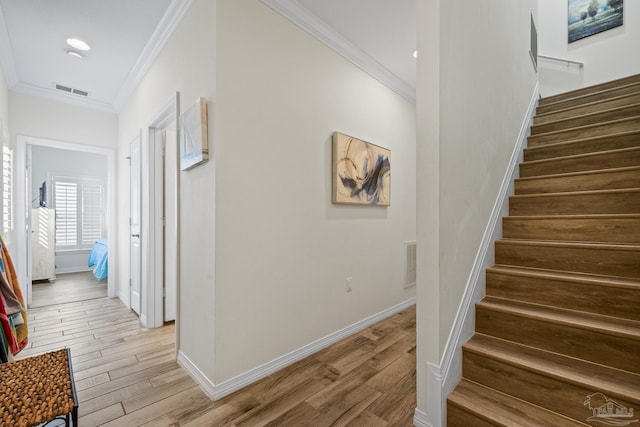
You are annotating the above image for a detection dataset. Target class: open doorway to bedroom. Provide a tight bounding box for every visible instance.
[15,136,116,309]
[29,144,109,307]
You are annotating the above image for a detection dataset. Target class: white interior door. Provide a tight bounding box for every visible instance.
[163,121,177,322]
[130,134,142,315]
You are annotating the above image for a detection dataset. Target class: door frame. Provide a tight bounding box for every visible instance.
[141,93,180,330]
[15,136,117,305]
[129,131,142,314]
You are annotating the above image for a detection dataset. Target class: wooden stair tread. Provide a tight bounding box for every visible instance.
[488,264,640,290]
[463,334,640,400]
[497,238,640,250]
[523,131,640,161]
[522,145,640,169]
[539,76,640,107]
[511,187,640,199]
[535,92,640,124]
[478,297,640,340]
[531,103,640,135]
[529,115,640,139]
[516,165,640,182]
[448,379,589,427]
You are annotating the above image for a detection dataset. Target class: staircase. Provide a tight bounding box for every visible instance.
[447,74,640,426]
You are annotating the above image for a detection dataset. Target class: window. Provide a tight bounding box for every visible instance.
[53,176,105,250]
[2,143,12,235]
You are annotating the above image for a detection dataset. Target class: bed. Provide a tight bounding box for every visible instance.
[88,239,108,280]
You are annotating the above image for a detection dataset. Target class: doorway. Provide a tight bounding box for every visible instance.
[15,136,116,308]
[132,93,180,330]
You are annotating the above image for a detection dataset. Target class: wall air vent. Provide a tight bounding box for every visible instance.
[404,241,417,289]
[54,83,89,97]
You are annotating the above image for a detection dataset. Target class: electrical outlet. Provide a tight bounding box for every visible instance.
[346,277,352,292]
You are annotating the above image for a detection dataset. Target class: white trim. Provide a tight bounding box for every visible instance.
[211,298,416,400]
[118,289,131,309]
[178,350,215,400]
[112,0,193,112]
[55,267,92,274]
[0,3,18,87]
[15,136,118,306]
[413,408,431,427]
[260,0,415,104]
[142,94,180,328]
[425,84,540,426]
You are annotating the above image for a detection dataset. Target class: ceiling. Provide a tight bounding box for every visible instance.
[0,0,415,113]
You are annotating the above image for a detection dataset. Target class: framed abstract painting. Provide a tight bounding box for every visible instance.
[568,0,623,43]
[332,132,391,206]
[180,97,209,171]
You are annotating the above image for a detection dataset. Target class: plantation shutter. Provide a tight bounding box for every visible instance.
[55,181,78,247]
[81,182,103,245]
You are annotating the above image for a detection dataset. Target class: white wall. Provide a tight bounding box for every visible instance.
[0,63,8,131]
[416,0,537,414]
[9,92,117,149]
[215,1,416,382]
[538,0,640,96]
[117,0,216,379]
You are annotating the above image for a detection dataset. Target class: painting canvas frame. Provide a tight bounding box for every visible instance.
[180,97,209,171]
[332,132,391,206]
[568,0,623,43]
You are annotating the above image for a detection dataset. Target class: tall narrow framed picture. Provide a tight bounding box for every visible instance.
[180,97,209,171]
[332,132,391,206]
[568,0,623,43]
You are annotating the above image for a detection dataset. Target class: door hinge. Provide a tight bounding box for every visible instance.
[162,217,166,227]
[162,288,166,297]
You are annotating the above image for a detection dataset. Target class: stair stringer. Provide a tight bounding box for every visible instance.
[416,83,540,427]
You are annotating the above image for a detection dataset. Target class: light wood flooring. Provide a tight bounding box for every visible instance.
[31,271,107,307]
[18,298,416,426]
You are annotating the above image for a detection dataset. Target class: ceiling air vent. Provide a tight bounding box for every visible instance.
[54,83,89,97]
[72,89,88,97]
[55,84,72,93]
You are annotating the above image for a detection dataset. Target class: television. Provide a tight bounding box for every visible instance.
[39,182,46,207]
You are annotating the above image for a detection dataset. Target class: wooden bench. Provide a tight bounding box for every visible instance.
[0,348,78,426]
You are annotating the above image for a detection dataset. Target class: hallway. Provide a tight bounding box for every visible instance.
[18,298,416,426]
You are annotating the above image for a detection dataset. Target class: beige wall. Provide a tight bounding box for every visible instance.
[9,92,117,149]
[117,0,216,379]
[118,0,416,388]
[215,0,416,382]
[416,0,537,413]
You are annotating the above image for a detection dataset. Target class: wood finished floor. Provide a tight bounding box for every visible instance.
[18,297,416,426]
[31,270,107,307]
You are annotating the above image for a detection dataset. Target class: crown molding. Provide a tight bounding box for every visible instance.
[0,3,18,87]
[11,81,116,113]
[112,0,193,112]
[260,0,415,104]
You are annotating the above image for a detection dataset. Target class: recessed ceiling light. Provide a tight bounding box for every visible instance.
[67,50,84,59]
[66,38,91,51]
[413,50,418,59]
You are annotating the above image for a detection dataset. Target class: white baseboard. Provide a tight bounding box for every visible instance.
[55,267,92,274]
[178,350,215,400]
[424,84,540,426]
[413,408,431,427]
[202,298,416,400]
[118,290,130,309]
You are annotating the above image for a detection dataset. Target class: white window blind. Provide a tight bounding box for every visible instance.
[54,176,105,249]
[2,144,12,234]
[81,183,103,245]
[54,181,78,247]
